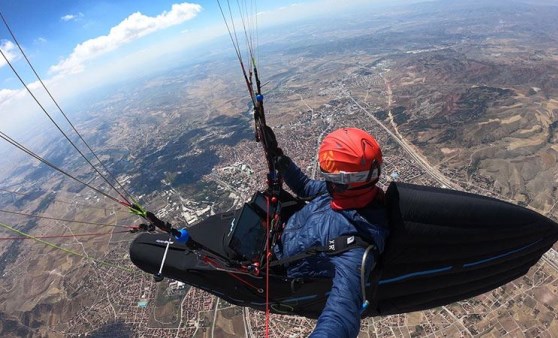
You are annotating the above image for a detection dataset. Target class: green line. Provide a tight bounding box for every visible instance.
[0,221,133,272]
[129,197,147,218]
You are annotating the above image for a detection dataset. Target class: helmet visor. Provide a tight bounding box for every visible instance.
[319,167,379,184]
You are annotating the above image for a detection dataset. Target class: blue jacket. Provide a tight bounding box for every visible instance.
[274,161,389,337]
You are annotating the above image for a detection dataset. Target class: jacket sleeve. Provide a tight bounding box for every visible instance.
[310,249,367,338]
[282,159,327,198]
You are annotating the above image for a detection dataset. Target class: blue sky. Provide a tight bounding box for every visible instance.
[0,0,394,135]
[1,1,209,77]
[1,1,255,98]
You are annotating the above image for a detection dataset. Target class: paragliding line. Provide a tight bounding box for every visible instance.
[0,131,129,207]
[0,230,130,241]
[0,208,134,229]
[216,0,257,107]
[0,187,111,211]
[0,47,131,208]
[0,221,132,272]
[265,194,271,336]
[203,256,263,293]
[216,3,283,335]
[0,11,135,205]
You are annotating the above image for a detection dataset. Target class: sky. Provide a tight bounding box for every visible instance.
[0,0,400,137]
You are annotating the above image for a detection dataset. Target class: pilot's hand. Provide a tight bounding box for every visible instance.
[274,154,291,173]
[262,126,283,157]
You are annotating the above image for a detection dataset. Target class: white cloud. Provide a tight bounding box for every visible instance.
[0,40,18,69]
[50,2,202,76]
[0,88,18,104]
[0,80,45,108]
[61,12,84,22]
[0,79,64,135]
[0,88,27,118]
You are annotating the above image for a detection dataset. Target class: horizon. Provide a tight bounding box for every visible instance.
[0,0,407,137]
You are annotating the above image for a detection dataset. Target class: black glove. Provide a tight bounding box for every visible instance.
[262,125,283,157]
[262,125,291,172]
[274,154,292,173]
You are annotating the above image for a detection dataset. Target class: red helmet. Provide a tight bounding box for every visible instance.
[318,128,382,188]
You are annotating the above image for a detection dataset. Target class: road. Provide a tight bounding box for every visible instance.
[310,128,332,179]
[542,248,558,271]
[351,75,558,276]
[340,71,456,188]
[211,298,219,338]
[174,293,188,338]
[243,307,253,337]
[348,94,456,189]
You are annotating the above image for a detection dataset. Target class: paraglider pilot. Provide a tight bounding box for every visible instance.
[268,127,389,337]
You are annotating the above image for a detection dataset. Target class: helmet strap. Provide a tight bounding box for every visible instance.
[365,160,381,182]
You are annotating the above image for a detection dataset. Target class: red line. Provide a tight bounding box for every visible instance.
[119,200,132,208]
[265,195,270,338]
[203,256,262,292]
